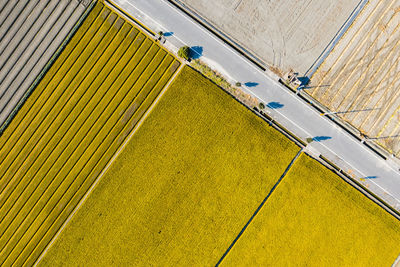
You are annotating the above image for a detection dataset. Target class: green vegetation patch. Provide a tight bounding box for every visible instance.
[39,66,300,266]
[0,2,179,266]
[223,153,400,266]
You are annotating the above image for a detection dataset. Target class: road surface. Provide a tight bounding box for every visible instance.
[111,0,400,211]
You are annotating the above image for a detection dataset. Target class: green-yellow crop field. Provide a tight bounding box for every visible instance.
[223,153,400,266]
[0,1,180,265]
[38,66,300,266]
[4,2,398,266]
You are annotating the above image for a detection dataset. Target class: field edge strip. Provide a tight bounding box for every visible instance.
[215,149,303,266]
[32,62,183,267]
[305,0,368,77]
[104,0,154,36]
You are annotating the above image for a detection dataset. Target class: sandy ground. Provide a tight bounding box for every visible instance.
[179,0,361,75]
[309,0,400,156]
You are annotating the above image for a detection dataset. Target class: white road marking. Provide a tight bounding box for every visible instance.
[125,0,400,203]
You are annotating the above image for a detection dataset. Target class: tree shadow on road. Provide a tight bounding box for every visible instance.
[190,46,203,59]
[312,136,332,142]
[244,82,259,87]
[267,102,284,109]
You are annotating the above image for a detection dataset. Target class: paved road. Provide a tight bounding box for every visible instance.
[112,0,400,211]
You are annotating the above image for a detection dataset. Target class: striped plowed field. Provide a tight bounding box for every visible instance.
[0,0,86,128]
[309,0,400,155]
[0,2,180,266]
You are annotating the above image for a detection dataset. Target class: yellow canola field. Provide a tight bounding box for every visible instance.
[223,154,400,266]
[39,66,300,266]
[0,2,180,266]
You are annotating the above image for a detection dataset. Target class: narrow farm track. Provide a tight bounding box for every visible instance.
[0,0,86,128]
[0,2,180,265]
[309,0,400,155]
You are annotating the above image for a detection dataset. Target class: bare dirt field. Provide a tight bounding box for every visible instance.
[179,0,361,75]
[309,0,400,156]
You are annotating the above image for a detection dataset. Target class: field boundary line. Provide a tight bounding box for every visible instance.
[318,2,395,103]
[0,4,103,151]
[316,153,400,221]
[8,45,165,264]
[105,0,154,36]
[0,0,96,137]
[162,0,400,210]
[310,0,378,95]
[105,1,179,71]
[0,10,117,208]
[166,0,267,71]
[0,25,137,248]
[0,4,108,200]
[0,14,122,197]
[189,64,400,219]
[188,66,306,148]
[15,47,166,265]
[190,61,400,219]
[32,59,180,265]
[216,149,303,266]
[33,62,183,267]
[305,0,368,77]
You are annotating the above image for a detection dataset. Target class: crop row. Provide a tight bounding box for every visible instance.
[0,2,180,265]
